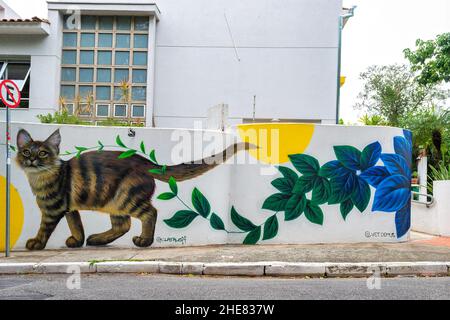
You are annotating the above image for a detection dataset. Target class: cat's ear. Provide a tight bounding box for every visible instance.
[45,129,61,151]
[17,129,33,149]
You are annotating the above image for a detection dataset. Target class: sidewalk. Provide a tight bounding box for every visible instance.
[1,232,449,277]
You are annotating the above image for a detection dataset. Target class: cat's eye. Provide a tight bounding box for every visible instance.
[22,150,31,157]
[38,151,48,158]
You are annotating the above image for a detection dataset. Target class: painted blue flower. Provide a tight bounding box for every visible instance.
[372,130,412,238]
[319,142,384,212]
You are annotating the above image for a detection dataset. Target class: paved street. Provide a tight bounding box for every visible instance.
[0,274,449,300]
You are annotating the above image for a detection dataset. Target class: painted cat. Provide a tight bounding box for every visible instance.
[16,129,252,250]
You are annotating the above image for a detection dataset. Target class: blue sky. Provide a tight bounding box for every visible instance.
[5,0,450,123]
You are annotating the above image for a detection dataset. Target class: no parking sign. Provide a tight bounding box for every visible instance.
[0,80,21,108]
[1,79,21,257]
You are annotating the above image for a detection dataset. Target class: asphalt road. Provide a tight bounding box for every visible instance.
[0,274,449,300]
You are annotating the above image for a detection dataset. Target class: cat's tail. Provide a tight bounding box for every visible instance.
[151,142,257,182]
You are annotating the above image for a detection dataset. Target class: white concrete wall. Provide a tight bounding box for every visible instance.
[412,181,450,236]
[153,0,341,127]
[0,122,412,251]
[0,10,62,122]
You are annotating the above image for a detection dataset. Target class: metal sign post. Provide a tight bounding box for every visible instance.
[0,80,21,257]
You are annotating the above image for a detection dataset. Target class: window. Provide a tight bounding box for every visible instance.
[116,34,130,48]
[133,52,147,66]
[98,51,112,65]
[96,86,111,100]
[134,34,148,48]
[99,16,113,30]
[63,33,77,47]
[62,50,77,64]
[78,103,92,116]
[132,87,146,101]
[64,103,75,115]
[61,85,75,99]
[98,33,112,47]
[115,51,129,65]
[131,104,145,118]
[96,104,110,117]
[80,51,94,64]
[0,61,31,109]
[61,15,150,122]
[117,17,131,30]
[114,69,129,83]
[80,33,95,47]
[114,104,127,117]
[132,69,147,83]
[134,17,149,31]
[97,69,111,82]
[62,68,76,81]
[79,68,94,82]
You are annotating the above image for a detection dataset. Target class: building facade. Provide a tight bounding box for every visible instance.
[0,0,343,128]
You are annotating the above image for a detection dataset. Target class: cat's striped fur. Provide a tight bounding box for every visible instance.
[16,129,253,250]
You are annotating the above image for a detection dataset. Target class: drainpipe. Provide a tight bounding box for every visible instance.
[335,6,356,124]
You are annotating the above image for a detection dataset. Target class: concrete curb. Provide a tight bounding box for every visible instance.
[0,261,449,277]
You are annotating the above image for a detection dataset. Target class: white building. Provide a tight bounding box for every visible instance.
[0,0,347,128]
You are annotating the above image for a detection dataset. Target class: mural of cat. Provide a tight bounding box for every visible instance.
[16,129,253,250]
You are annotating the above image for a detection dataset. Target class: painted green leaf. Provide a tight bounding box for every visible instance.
[9,145,16,152]
[243,226,261,245]
[304,201,324,225]
[116,135,126,148]
[149,149,157,164]
[262,193,290,212]
[75,146,88,152]
[351,178,371,212]
[328,173,356,205]
[263,215,279,240]
[289,154,320,176]
[168,176,178,195]
[148,168,163,175]
[140,141,146,154]
[292,176,315,194]
[164,210,199,229]
[75,151,82,159]
[210,213,225,231]
[118,149,137,159]
[271,178,293,194]
[157,192,176,200]
[278,166,298,187]
[285,193,306,221]
[340,199,354,220]
[97,141,104,152]
[231,206,257,232]
[161,165,167,174]
[192,188,211,218]
[334,146,361,171]
[311,177,331,205]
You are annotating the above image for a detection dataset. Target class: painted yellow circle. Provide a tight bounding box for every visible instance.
[238,123,315,164]
[0,176,24,252]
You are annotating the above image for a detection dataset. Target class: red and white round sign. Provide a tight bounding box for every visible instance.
[0,80,21,108]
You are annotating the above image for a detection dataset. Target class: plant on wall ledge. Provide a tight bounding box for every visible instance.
[160,130,413,243]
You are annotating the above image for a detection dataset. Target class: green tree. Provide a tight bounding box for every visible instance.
[354,64,440,126]
[404,33,450,86]
[400,107,450,167]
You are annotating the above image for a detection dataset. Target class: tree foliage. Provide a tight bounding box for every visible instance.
[354,64,436,127]
[404,33,450,86]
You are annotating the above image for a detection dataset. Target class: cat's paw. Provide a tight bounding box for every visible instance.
[86,234,107,246]
[26,238,45,251]
[132,236,153,248]
[66,236,84,248]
